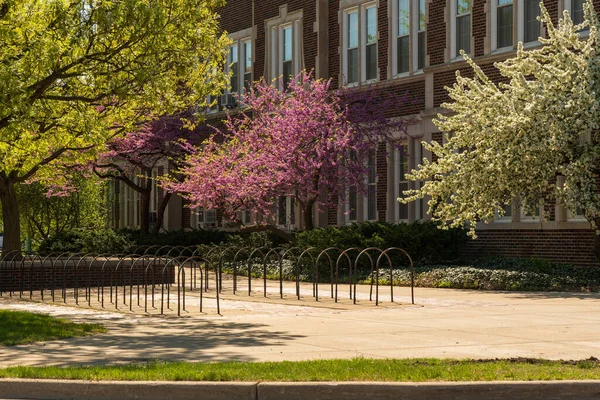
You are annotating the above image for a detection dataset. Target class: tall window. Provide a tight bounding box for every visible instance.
[397,0,410,73]
[343,3,378,85]
[456,0,472,57]
[347,11,359,84]
[523,0,540,43]
[243,40,252,92]
[198,209,217,227]
[365,6,378,81]
[277,196,295,227]
[572,0,584,25]
[497,0,513,49]
[349,186,358,221]
[282,26,293,91]
[417,0,426,69]
[229,44,239,94]
[396,145,409,221]
[366,151,377,220]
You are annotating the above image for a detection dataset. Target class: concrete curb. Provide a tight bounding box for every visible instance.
[0,379,599,400]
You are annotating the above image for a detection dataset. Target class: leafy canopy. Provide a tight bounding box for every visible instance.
[405,1,600,235]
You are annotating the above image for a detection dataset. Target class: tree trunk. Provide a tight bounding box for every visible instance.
[139,189,151,234]
[595,232,600,264]
[0,179,21,257]
[303,199,316,230]
[152,191,172,234]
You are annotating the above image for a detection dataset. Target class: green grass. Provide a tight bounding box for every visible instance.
[0,310,107,346]
[1,358,600,381]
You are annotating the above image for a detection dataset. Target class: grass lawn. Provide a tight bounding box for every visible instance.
[1,358,600,381]
[0,310,107,346]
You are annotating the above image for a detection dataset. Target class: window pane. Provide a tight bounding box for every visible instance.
[456,14,471,56]
[497,4,513,48]
[244,72,252,92]
[397,35,409,73]
[398,182,409,220]
[230,69,238,94]
[278,196,286,225]
[244,41,252,72]
[418,31,426,69]
[230,45,238,93]
[349,187,357,221]
[348,11,358,49]
[283,27,292,61]
[366,7,377,44]
[457,0,471,15]
[572,0,584,25]
[347,47,358,83]
[366,43,377,80]
[368,152,377,183]
[419,0,426,30]
[502,204,512,217]
[206,210,217,224]
[282,60,292,91]
[230,45,238,64]
[524,0,540,42]
[367,185,377,220]
[398,0,409,36]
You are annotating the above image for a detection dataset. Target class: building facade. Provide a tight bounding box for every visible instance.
[113,0,600,266]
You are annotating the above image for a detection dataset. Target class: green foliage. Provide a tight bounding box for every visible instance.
[366,257,600,292]
[17,174,107,248]
[294,221,469,265]
[38,229,131,254]
[0,310,106,346]
[119,229,228,248]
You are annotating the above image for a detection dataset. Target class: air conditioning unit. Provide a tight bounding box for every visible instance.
[220,93,237,109]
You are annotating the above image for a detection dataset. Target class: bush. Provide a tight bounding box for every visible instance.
[118,229,228,248]
[294,221,469,265]
[38,229,132,254]
[364,257,600,292]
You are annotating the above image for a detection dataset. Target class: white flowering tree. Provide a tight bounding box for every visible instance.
[404,1,600,253]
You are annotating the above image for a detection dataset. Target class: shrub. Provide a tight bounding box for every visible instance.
[118,228,228,248]
[38,229,132,254]
[294,221,469,265]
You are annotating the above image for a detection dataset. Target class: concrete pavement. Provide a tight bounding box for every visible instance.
[0,283,599,366]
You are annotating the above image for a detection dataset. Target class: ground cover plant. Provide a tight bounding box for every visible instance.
[0,311,106,346]
[1,358,599,381]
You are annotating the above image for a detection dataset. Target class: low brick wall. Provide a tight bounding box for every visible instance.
[464,230,599,267]
[0,258,176,293]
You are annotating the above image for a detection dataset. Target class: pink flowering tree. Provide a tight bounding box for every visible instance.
[93,113,209,233]
[168,73,411,230]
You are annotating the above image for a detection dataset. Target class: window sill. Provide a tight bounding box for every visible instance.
[491,46,513,55]
[521,40,541,49]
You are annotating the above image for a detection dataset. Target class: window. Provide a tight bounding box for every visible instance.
[416,142,425,220]
[520,199,541,221]
[393,0,427,74]
[568,206,586,221]
[243,40,252,92]
[228,44,239,94]
[491,0,513,50]
[395,145,409,221]
[454,0,472,58]
[282,26,293,91]
[242,210,252,225]
[266,6,303,90]
[346,10,359,84]
[277,196,296,227]
[495,203,513,222]
[397,0,410,73]
[366,151,377,220]
[198,209,217,227]
[523,0,540,43]
[348,186,358,222]
[564,0,586,28]
[343,3,378,85]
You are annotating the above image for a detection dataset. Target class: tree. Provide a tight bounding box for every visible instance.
[0,0,229,253]
[18,173,107,248]
[404,2,600,251]
[168,74,409,230]
[93,113,208,234]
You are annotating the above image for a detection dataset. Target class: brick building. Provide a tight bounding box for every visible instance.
[113,0,600,266]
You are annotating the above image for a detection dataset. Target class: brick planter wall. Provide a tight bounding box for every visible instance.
[464,230,599,267]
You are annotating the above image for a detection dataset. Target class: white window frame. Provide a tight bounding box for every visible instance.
[266,7,303,91]
[225,38,253,95]
[450,0,472,60]
[393,144,410,223]
[491,0,514,52]
[519,199,543,222]
[563,0,588,34]
[494,203,514,222]
[342,2,379,86]
[276,196,296,229]
[517,0,542,46]
[567,207,586,222]
[363,150,378,221]
[197,209,217,228]
[391,0,427,75]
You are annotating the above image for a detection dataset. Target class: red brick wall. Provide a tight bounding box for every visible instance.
[427,0,447,66]
[464,230,599,267]
[219,0,253,34]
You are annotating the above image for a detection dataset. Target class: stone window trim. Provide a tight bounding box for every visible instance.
[448,0,474,62]
[225,27,255,95]
[265,5,304,87]
[486,0,544,55]
[339,0,380,87]
[390,0,429,77]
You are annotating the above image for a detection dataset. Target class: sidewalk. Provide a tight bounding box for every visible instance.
[0,282,599,366]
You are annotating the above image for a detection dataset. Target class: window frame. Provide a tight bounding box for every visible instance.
[450,0,472,60]
[394,143,410,223]
[342,2,379,86]
[391,0,428,76]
